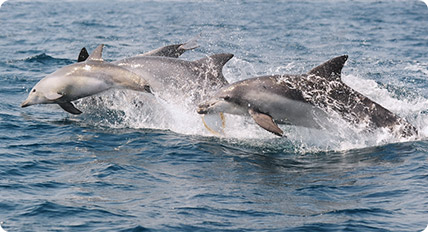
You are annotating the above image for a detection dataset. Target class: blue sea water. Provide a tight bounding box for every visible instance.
[1,0,428,231]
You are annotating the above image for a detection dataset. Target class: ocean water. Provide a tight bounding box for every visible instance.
[1,0,428,231]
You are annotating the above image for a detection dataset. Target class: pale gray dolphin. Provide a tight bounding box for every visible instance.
[197,55,417,137]
[73,40,230,134]
[75,37,229,107]
[21,44,151,114]
[113,53,233,106]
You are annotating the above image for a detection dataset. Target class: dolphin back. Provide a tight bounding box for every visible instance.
[304,55,417,137]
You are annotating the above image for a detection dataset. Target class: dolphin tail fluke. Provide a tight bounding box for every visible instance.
[196,53,234,85]
[77,47,89,62]
[249,109,283,137]
[58,102,82,114]
[178,34,200,51]
[140,44,186,58]
[139,36,199,58]
[308,55,348,81]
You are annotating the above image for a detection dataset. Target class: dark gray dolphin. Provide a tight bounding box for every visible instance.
[197,55,417,137]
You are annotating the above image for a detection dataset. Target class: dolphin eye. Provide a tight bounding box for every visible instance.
[223,96,231,101]
[32,89,36,93]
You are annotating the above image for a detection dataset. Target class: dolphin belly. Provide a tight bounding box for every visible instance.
[63,76,112,101]
[258,94,328,129]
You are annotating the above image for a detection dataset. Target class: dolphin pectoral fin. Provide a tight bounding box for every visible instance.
[77,47,89,62]
[249,109,283,137]
[58,102,82,114]
[308,55,348,81]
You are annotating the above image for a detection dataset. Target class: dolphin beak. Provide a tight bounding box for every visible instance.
[197,103,209,114]
[197,107,207,114]
[21,99,31,108]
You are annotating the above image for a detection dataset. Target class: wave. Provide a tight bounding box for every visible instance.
[21,53,71,65]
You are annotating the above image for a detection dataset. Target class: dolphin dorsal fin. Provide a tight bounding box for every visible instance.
[195,53,234,85]
[87,44,104,62]
[77,47,89,62]
[308,55,348,81]
[199,53,234,66]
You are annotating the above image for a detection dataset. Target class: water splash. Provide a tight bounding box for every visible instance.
[71,57,428,153]
[0,0,7,8]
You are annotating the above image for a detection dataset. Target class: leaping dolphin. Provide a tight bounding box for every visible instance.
[113,52,233,106]
[113,49,233,135]
[21,44,152,114]
[76,39,231,134]
[74,38,228,106]
[197,55,418,138]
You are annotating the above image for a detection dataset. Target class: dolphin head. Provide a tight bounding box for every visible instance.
[21,80,57,108]
[197,85,247,115]
[197,97,231,114]
[21,62,83,108]
[21,59,152,108]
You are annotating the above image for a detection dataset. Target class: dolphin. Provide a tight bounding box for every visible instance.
[74,38,227,105]
[113,51,233,135]
[197,55,418,138]
[21,44,151,114]
[76,40,231,134]
[113,52,233,106]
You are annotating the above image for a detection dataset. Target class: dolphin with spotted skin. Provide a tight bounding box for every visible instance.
[21,44,152,114]
[197,55,417,138]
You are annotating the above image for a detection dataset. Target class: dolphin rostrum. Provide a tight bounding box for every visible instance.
[197,55,418,138]
[21,44,152,114]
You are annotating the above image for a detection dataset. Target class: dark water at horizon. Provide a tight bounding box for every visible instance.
[1,0,428,231]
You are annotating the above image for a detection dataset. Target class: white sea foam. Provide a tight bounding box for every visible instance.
[0,222,7,232]
[0,0,7,8]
